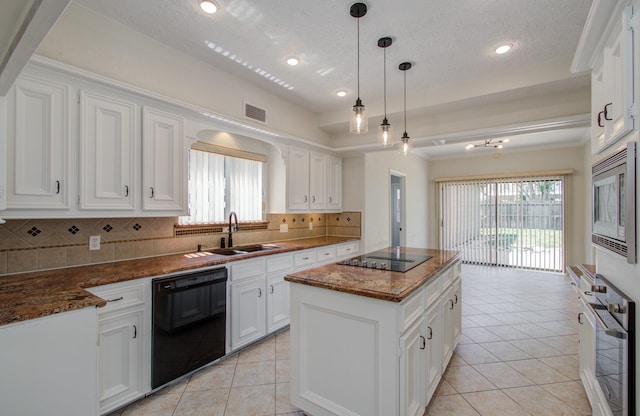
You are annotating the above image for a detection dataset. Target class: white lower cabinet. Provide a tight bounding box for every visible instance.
[97,309,144,413]
[230,252,294,350]
[230,276,267,350]
[87,279,150,415]
[400,315,427,416]
[266,274,290,333]
[441,276,462,368]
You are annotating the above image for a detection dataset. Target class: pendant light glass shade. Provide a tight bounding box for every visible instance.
[378,37,393,146]
[378,118,393,147]
[399,132,412,156]
[349,3,368,134]
[350,98,368,134]
[398,61,412,157]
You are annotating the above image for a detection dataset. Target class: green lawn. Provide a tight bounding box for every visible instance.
[480,228,563,249]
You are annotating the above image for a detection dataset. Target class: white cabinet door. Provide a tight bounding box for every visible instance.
[441,284,456,368]
[400,316,426,416]
[142,107,186,212]
[98,309,144,414]
[231,277,266,350]
[326,155,342,210]
[452,278,462,343]
[287,146,310,210]
[592,6,635,153]
[309,151,326,210]
[266,274,290,333]
[79,90,137,210]
[425,301,441,400]
[6,74,69,209]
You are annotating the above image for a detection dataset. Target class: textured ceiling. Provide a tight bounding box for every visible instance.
[71,0,593,156]
[75,0,591,114]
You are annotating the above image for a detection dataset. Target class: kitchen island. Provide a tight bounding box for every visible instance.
[285,247,462,416]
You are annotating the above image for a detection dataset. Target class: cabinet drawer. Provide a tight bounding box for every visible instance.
[452,260,461,278]
[266,253,293,274]
[294,250,316,269]
[231,258,265,281]
[316,246,336,264]
[439,266,454,290]
[398,287,425,332]
[336,242,359,258]
[88,281,145,314]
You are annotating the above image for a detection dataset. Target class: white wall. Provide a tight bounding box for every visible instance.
[359,151,429,253]
[36,3,330,147]
[427,145,589,267]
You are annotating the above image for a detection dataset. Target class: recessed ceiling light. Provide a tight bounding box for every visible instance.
[286,57,300,66]
[336,90,348,97]
[495,43,512,54]
[200,0,218,14]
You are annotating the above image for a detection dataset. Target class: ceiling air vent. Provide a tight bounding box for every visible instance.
[244,102,267,123]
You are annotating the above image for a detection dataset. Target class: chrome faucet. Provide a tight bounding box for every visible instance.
[228,211,239,247]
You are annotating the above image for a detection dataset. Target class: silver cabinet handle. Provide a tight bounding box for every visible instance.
[258,288,262,297]
[449,299,454,310]
[304,195,308,202]
[329,197,332,203]
[124,185,129,197]
[454,294,458,304]
[107,296,124,303]
[302,256,309,260]
[56,180,61,194]
[578,312,583,325]
[427,326,433,340]
[270,285,274,294]
[584,291,593,296]
[133,325,137,339]
[312,196,316,202]
[419,335,426,350]
[150,187,155,198]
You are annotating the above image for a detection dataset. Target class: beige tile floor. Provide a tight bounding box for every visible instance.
[427,264,591,416]
[110,264,590,416]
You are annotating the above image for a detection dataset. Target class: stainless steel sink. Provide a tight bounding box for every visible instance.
[205,244,280,256]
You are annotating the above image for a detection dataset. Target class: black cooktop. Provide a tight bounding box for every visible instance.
[337,249,433,272]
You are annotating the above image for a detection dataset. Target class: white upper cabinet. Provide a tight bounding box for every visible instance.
[309,151,326,210]
[326,155,342,210]
[141,107,186,212]
[79,89,137,210]
[590,5,636,153]
[286,145,342,212]
[6,74,70,209]
[287,146,311,210]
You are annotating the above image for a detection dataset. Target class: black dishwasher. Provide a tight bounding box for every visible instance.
[152,267,227,389]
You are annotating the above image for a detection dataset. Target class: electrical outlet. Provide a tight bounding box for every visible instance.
[309,222,313,230]
[280,224,288,233]
[89,235,101,251]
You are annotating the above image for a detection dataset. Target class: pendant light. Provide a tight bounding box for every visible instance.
[349,3,368,134]
[378,37,393,147]
[399,62,413,157]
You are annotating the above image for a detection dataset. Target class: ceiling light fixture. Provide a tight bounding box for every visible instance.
[336,90,348,97]
[378,37,393,147]
[495,43,512,54]
[399,61,413,157]
[349,2,368,134]
[466,138,510,150]
[286,56,300,66]
[199,0,218,14]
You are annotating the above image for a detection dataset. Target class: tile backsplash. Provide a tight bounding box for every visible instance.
[0,212,361,275]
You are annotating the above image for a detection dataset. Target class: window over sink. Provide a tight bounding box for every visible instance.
[179,147,265,224]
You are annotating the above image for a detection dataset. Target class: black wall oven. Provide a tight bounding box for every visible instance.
[589,273,635,416]
[152,267,227,389]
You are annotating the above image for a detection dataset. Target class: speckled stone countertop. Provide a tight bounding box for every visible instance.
[285,247,462,302]
[0,236,358,327]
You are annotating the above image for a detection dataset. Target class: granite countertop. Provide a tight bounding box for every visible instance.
[0,236,358,327]
[285,247,462,302]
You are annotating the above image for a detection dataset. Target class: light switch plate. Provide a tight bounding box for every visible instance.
[280,224,288,233]
[89,235,101,251]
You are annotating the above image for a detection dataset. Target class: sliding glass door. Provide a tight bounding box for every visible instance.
[439,176,564,272]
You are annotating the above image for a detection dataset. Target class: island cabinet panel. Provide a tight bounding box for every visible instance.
[289,257,462,416]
